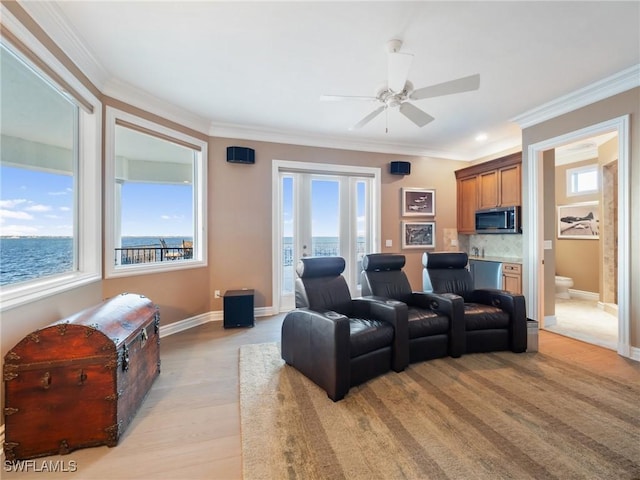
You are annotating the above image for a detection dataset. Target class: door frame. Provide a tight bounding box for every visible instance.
[524,114,631,358]
[271,159,381,313]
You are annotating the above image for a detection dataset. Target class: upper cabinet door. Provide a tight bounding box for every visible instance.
[499,164,521,206]
[457,175,478,234]
[479,170,499,209]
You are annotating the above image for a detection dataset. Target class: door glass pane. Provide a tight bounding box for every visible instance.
[281,175,294,294]
[356,180,367,287]
[311,179,340,257]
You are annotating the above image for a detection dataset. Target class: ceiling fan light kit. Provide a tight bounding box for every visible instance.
[322,39,480,131]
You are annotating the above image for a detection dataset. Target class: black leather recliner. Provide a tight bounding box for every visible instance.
[422,252,527,354]
[360,253,465,362]
[281,256,409,401]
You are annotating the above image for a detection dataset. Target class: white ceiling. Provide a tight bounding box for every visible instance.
[18,1,640,161]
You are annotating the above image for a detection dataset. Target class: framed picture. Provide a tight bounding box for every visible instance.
[557,201,599,239]
[402,221,436,249]
[402,188,435,216]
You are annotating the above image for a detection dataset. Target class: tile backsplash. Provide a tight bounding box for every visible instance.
[458,234,523,260]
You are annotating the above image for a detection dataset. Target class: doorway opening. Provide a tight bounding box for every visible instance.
[544,132,619,350]
[524,115,630,358]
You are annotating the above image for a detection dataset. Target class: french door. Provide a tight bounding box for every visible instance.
[273,161,380,312]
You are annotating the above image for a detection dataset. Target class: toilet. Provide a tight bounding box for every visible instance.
[555,275,574,299]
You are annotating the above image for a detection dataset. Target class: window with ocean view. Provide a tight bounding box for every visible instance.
[104,107,207,278]
[1,44,77,286]
[0,37,101,309]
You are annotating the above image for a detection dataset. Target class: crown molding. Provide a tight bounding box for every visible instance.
[17,0,110,90]
[208,121,489,161]
[468,138,523,162]
[103,78,212,135]
[511,64,640,129]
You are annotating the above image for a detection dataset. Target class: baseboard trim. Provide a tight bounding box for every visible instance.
[568,289,599,301]
[543,315,557,327]
[597,301,618,316]
[159,306,277,338]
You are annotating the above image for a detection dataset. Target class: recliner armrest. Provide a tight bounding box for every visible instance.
[469,289,527,353]
[470,288,518,313]
[409,292,466,357]
[353,297,409,371]
[281,308,351,400]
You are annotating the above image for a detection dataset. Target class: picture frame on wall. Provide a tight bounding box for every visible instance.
[557,201,599,239]
[402,188,435,216]
[402,221,436,249]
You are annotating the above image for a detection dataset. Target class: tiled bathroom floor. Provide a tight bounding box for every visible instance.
[545,298,618,350]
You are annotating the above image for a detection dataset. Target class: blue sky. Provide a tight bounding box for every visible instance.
[282,176,366,238]
[0,166,73,237]
[1,166,193,237]
[121,182,193,237]
[2,166,363,238]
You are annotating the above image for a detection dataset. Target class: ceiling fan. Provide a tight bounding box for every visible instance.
[320,39,480,130]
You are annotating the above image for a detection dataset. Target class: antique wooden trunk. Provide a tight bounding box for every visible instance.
[3,293,160,461]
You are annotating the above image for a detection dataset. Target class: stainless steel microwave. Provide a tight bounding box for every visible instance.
[475,206,520,234]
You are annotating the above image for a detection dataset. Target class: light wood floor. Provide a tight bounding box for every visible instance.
[2,314,639,480]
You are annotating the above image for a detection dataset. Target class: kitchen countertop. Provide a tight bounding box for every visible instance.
[468,255,523,264]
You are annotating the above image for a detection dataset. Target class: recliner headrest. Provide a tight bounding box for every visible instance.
[296,256,346,278]
[362,253,405,272]
[422,252,468,269]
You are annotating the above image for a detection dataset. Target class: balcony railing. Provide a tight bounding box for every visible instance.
[114,246,193,265]
[282,239,365,266]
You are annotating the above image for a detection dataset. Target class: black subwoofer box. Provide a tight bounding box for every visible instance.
[223,289,255,328]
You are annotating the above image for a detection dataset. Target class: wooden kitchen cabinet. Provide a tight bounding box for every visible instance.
[502,262,522,294]
[456,175,478,234]
[498,163,521,206]
[455,152,522,233]
[478,170,498,209]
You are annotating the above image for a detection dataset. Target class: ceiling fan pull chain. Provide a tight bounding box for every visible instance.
[385,107,389,134]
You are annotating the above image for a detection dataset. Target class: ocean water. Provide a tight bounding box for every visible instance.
[1,236,362,287]
[0,236,190,287]
[1,237,74,286]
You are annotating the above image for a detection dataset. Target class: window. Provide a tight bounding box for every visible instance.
[0,39,101,311]
[105,108,207,278]
[567,164,598,196]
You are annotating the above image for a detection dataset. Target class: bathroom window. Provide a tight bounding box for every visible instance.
[567,164,598,196]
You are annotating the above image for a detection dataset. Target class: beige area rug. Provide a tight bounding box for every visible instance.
[239,343,640,480]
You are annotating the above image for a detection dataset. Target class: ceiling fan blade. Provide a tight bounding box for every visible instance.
[388,52,413,94]
[410,73,480,100]
[351,105,386,130]
[320,94,378,102]
[399,102,435,127]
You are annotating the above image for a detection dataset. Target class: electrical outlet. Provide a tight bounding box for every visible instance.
[214,290,221,298]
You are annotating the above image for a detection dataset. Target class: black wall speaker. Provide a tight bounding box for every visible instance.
[390,161,411,175]
[227,146,255,164]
